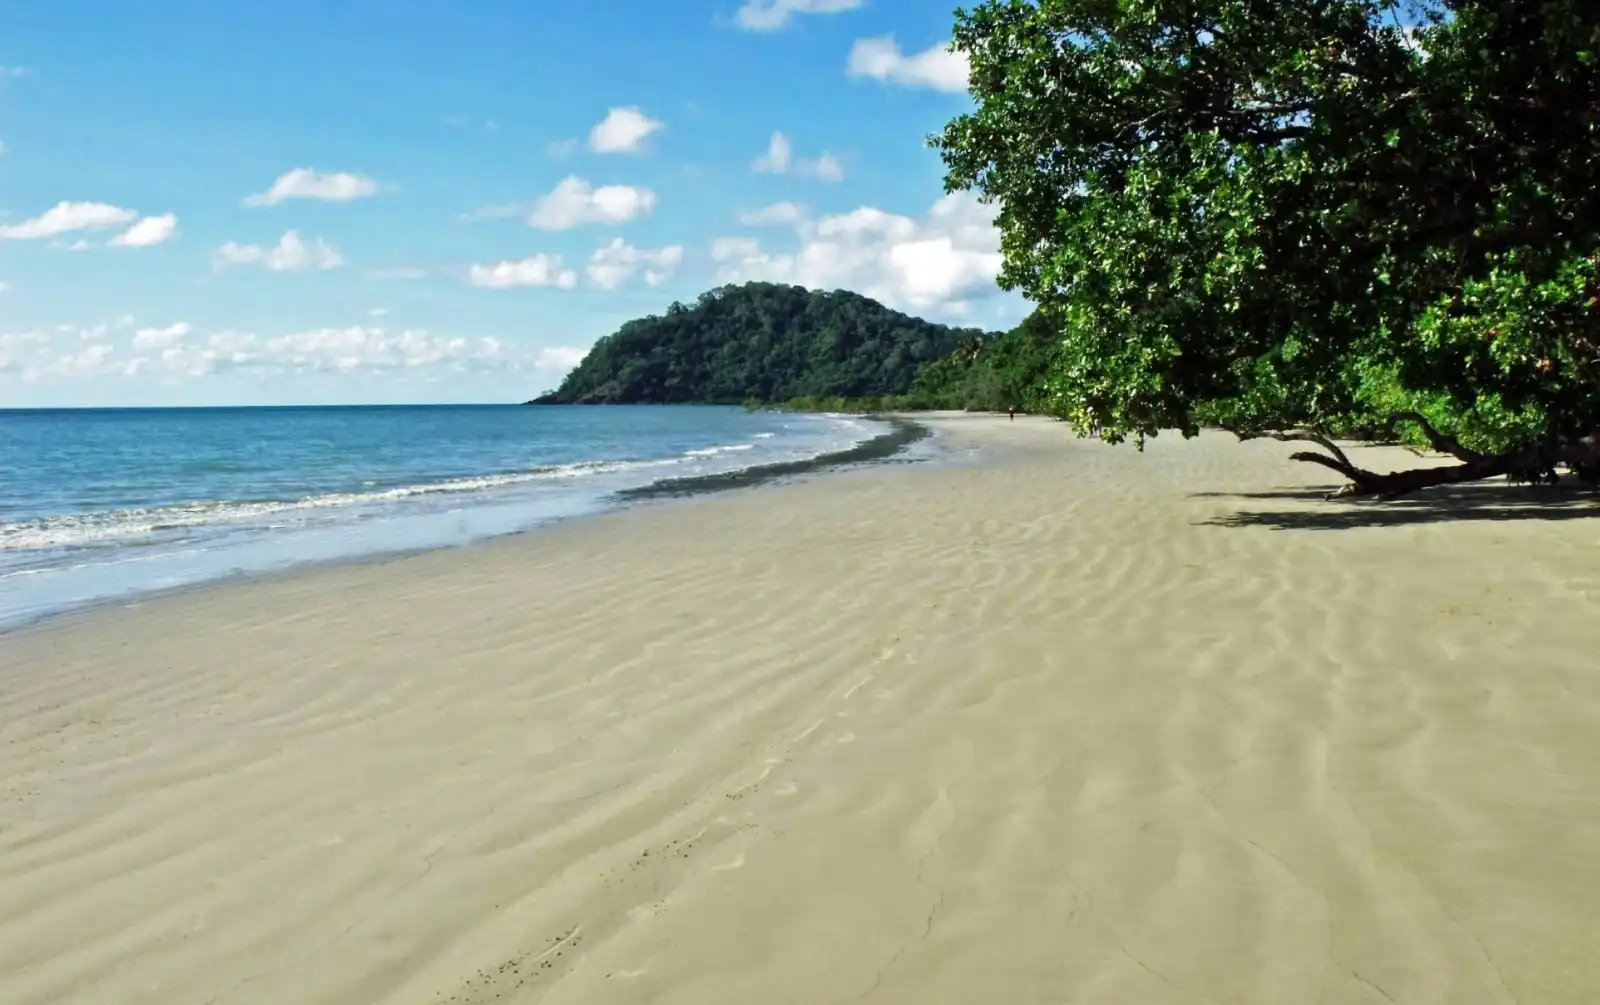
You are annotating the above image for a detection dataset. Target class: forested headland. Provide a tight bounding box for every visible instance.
[528,282,987,406]
[527,280,1059,414]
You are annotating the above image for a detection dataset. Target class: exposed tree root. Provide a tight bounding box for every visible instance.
[1229,418,1600,500]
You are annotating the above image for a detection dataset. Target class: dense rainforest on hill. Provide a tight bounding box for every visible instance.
[773,306,1060,414]
[935,0,1600,496]
[528,282,987,405]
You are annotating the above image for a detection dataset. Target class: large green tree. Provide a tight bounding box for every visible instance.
[935,0,1600,496]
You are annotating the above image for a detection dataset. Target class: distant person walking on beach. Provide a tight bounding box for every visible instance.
[1008,405,1017,421]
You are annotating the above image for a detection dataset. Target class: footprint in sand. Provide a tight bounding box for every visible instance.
[775,781,798,796]
[834,731,856,744]
[712,852,746,872]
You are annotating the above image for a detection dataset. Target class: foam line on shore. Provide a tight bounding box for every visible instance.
[617,416,930,500]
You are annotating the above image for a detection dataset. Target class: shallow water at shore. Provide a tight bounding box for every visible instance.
[0,404,892,628]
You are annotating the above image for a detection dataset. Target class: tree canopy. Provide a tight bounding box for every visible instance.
[529,282,985,405]
[935,0,1600,496]
[902,307,1061,412]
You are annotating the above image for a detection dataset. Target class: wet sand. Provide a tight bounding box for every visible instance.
[3,415,1598,1004]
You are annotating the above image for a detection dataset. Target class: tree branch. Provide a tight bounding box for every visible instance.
[1229,426,1357,470]
[1385,411,1486,462]
[1231,425,1600,499]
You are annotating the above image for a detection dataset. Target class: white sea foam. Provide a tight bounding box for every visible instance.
[0,411,890,627]
[1,455,684,553]
[683,443,756,458]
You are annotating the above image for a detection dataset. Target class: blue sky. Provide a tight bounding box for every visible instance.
[1,0,1020,407]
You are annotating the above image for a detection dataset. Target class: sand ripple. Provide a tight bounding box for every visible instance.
[3,417,1598,1003]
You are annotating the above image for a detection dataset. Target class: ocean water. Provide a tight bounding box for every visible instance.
[0,405,880,629]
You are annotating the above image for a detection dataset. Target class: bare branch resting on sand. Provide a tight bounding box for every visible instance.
[1228,420,1600,500]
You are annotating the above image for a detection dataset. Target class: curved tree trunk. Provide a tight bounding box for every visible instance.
[1233,415,1600,500]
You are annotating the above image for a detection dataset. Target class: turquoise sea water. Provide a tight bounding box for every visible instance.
[0,405,879,629]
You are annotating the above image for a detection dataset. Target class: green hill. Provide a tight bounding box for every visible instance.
[528,282,987,405]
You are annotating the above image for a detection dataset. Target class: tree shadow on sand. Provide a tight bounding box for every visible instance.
[1196,482,1600,530]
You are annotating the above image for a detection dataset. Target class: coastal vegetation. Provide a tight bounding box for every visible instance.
[527,277,1060,415]
[766,306,1059,414]
[528,282,983,405]
[935,0,1600,497]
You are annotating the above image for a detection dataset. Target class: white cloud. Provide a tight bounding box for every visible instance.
[215,230,345,272]
[0,139,6,155]
[132,322,191,350]
[586,239,684,289]
[109,213,178,248]
[528,176,658,230]
[799,152,844,183]
[751,132,792,173]
[2,321,583,385]
[846,37,970,93]
[711,236,763,261]
[0,281,8,294]
[244,168,378,207]
[750,132,844,182]
[368,307,389,317]
[534,345,588,372]
[0,201,137,240]
[468,254,579,290]
[589,106,664,154]
[739,202,805,226]
[709,191,1004,315]
[735,0,863,31]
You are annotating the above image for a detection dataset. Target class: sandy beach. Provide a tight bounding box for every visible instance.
[3,415,1599,1004]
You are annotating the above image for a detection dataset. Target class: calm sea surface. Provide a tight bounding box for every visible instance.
[0,405,877,628]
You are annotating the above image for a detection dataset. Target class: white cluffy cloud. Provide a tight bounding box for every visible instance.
[131,322,191,350]
[736,0,862,31]
[529,176,658,230]
[589,107,664,154]
[586,239,684,289]
[847,37,970,93]
[215,230,344,272]
[738,201,804,226]
[710,191,1004,315]
[468,254,579,290]
[1,201,136,240]
[1,321,585,387]
[109,213,178,248]
[245,168,378,207]
[751,132,843,182]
